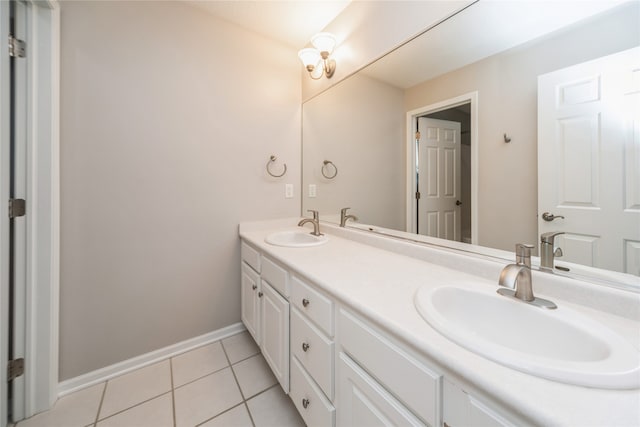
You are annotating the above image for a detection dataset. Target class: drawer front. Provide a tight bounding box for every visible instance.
[291,308,334,400]
[261,256,289,297]
[290,356,335,427]
[337,352,425,427]
[339,309,442,427]
[291,275,333,336]
[241,242,260,273]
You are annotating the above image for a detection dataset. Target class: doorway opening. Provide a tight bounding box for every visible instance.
[406,92,478,245]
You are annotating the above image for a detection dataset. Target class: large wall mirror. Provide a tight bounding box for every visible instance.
[302,1,640,285]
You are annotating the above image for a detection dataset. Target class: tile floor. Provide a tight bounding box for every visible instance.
[15,331,305,427]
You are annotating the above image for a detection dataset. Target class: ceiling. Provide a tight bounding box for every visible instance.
[185,0,351,49]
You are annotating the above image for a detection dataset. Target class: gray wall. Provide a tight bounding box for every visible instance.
[303,73,405,229]
[60,1,301,380]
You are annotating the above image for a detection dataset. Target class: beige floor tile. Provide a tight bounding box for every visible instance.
[16,382,104,427]
[174,367,243,427]
[199,404,253,427]
[222,331,259,364]
[96,392,173,427]
[246,386,304,427]
[99,360,171,419]
[232,354,277,399]
[172,341,229,387]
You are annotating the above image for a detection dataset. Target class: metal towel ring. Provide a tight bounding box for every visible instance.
[266,155,287,178]
[321,160,338,179]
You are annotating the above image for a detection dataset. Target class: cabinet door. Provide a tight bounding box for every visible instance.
[337,353,425,427]
[241,263,260,345]
[261,280,290,393]
[443,379,513,427]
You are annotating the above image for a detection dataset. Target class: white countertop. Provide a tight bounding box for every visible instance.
[239,219,640,427]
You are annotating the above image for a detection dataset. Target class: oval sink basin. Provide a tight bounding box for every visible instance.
[265,231,328,248]
[415,285,640,389]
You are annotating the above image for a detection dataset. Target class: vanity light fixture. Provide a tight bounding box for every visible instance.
[298,32,337,79]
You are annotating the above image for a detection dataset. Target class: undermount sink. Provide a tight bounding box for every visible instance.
[414,285,640,389]
[265,230,328,248]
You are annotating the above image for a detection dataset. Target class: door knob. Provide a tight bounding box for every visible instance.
[542,212,565,222]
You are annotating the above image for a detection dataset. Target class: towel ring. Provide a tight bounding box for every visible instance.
[266,155,287,178]
[321,160,338,179]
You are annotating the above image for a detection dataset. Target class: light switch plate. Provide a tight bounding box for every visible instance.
[308,184,317,198]
[285,184,294,198]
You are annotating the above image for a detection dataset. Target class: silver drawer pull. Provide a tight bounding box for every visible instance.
[302,398,310,409]
[258,292,263,298]
[302,342,310,352]
[302,298,310,307]
[252,285,257,291]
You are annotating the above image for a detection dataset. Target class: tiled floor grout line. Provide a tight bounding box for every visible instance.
[169,358,177,427]
[92,381,108,426]
[172,363,231,391]
[194,401,246,427]
[220,339,257,427]
[94,391,172,424]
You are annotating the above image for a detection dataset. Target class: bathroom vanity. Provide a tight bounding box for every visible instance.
[238,219,640,427]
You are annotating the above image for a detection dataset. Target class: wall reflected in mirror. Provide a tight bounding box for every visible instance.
[302,1,640,278]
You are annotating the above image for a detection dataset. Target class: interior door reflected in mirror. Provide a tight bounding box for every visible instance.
[302,1,640,280]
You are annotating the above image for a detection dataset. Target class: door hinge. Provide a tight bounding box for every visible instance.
[8,36,26,58]
[415,131,421,140]
[9,198,26,218]
[7,358,24,382]
[416,191,421,200]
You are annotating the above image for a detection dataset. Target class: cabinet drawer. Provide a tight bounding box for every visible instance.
[337,352,424,427]
[291,275,333,336]
[290,356,335,427]
[339,309,442,427]
[261,256,289,297]
[241,242,261,273]
[291,308,334,400]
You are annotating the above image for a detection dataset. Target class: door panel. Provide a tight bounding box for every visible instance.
[418,117,461,241]
[538,46,640,275]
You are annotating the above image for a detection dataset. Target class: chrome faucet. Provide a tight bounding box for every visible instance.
[298,210,322,236]
[340,207,358,227]
[540,231,564,270]
[498,243,557,309]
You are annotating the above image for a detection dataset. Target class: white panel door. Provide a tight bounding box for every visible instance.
[260,280,290,393]
[240,263,260,345]
[417,117,461,241]
[538,46,640,275]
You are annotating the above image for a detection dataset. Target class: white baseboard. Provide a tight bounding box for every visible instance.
[57,322,246,398]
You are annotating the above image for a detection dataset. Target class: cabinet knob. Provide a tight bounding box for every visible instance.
[258,292,263,298]
[302,342,310,352]
[302,298,310,307]
[302,398,310,409]
[252,285,257,291]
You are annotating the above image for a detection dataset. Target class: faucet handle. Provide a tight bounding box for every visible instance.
[515,243,534,267]
[541,231,565,244]
[307,209,319,220]
[340,207,351,215]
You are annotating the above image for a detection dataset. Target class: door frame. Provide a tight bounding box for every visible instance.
[406,91,478,244]
[1,1,59,424]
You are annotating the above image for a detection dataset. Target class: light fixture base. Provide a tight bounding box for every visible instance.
[324,59,336,78]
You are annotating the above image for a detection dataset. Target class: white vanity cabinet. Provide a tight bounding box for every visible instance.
[337,309,443,427]
[240,237,521,427]
[289,275,336,426]
[443,379,515,427]
[240,242,290,393]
